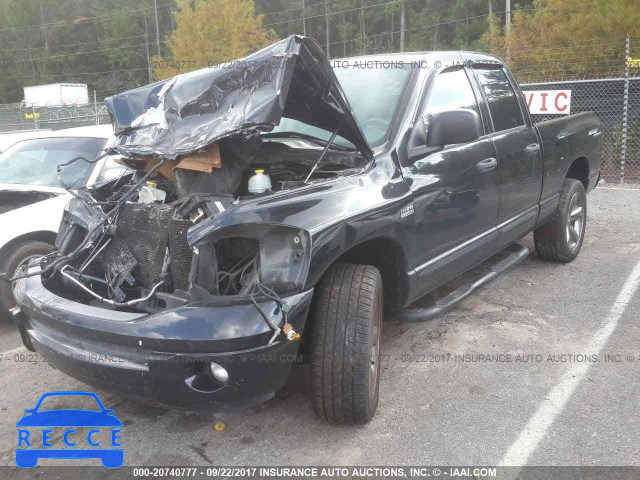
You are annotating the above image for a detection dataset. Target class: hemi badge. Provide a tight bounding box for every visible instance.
[401,204,414,218]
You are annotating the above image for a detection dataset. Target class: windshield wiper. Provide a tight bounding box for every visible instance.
[261,131,354,151]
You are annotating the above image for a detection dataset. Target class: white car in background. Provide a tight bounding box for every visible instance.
[0,129,52,154]
[0,125,124,317]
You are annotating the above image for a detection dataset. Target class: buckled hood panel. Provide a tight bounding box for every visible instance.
[105,35,372,159]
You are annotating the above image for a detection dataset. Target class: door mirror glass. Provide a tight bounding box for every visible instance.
[426,109,482,146]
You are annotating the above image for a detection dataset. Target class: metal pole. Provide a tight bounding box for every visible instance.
[302,0,306,36]
[325,3,330,59]
[400,0,406,53]
[143,14,153,83]
[505,0,511,34]
[361,0,366,55]
[621,33,630,184]
[488,0,495,44]
[343,12,346,57]
[28,44,36,75]
[94,90,98,125]
[153,0,161,57]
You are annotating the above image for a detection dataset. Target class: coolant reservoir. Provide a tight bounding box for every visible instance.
[138,181,167,203]
[248,169,272,194]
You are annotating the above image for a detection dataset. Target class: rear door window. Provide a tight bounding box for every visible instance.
[473,67,524,132]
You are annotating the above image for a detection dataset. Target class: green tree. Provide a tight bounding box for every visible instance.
[484,0,640,82]
[0,0,170,103]
[154,0,277,79]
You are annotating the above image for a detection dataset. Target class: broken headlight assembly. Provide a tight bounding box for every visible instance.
[191,223,311,299]
[186,223,310,343]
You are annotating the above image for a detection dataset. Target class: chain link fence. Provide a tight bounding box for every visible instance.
[523,77,640,184]
[0,102,110,133]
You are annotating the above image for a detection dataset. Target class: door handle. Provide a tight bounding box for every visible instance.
[525,143,541,154]
[477,157,497,172]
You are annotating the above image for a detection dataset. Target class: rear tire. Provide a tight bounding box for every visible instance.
[534,179,587,262]
[310,263,383,425]
[0,241,54,317]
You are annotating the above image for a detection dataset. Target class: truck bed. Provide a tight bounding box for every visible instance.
[535,111,603,202]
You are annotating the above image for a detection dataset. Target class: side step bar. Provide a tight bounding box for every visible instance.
[398,242,530,322]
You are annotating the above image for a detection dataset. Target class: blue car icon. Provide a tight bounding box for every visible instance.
[16,391,123,468]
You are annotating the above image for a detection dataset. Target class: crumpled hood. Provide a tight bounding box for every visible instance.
[105,35,372,160]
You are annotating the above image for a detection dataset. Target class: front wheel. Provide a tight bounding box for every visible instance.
[534,178,587,262]
[0,241,55,317]
[310,263,383,425]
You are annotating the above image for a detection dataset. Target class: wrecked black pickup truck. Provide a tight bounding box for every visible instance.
[10,35,602,424]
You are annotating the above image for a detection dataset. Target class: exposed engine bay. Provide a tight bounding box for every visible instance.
[36,133,366,315]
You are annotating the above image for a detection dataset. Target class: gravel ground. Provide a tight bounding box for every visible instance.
[0,187,638,476]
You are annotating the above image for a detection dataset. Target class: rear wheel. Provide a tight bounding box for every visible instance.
[0,241,55,317]
[310,263,383,425]
[534,179,587,262]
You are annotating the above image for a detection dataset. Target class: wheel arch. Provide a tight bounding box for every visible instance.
[0,231,57,268]
[566,156,589,191]
[316,236,409,312]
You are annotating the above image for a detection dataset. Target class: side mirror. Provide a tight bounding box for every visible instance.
[426,109,482,147]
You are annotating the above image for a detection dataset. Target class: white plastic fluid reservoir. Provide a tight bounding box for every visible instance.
[138,182,167,203]
[248,169,272,194]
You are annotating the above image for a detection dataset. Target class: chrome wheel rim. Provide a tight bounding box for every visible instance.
[566,192,585,250]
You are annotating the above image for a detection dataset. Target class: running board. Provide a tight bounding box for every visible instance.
[398,242,530,322]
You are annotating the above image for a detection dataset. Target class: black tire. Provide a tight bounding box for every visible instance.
[310,263,383,425]
[0,241,55,316]
[534,179,587,262]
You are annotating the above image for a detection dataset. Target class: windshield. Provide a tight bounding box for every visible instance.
[334,65,409,146]
[268,64,410,149]
[0,137,106,189]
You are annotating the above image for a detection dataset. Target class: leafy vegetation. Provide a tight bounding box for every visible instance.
[484,0,640,82]
[0,0,175,103]
[153,0,277,79]
[0,0,636,103]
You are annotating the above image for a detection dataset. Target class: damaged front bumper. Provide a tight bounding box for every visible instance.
[13,270,313,410]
